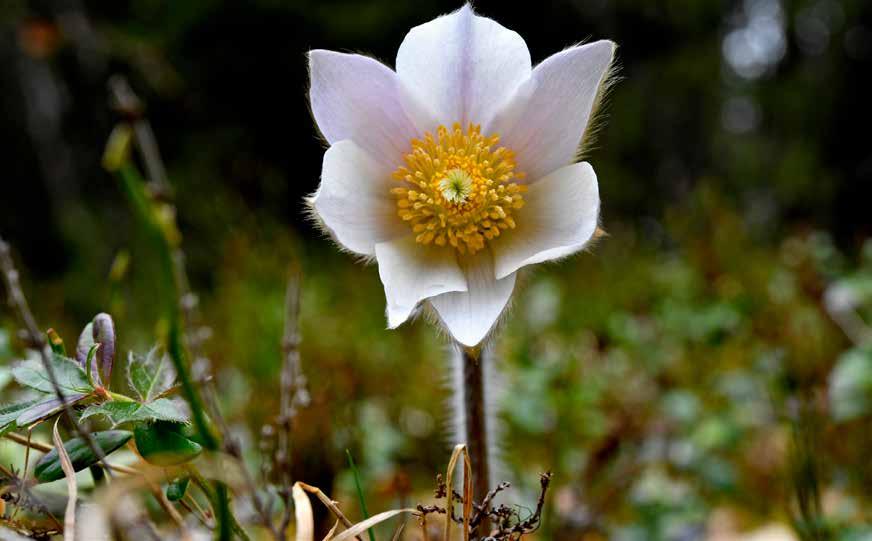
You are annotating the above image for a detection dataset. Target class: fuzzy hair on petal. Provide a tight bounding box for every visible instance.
[304,191,378,265]
[577,41,621,161]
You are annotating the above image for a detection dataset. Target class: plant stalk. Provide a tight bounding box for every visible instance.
[461,346,489,513]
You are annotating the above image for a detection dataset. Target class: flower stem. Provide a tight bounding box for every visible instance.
[461,346,490,509]
[115,162,231,540]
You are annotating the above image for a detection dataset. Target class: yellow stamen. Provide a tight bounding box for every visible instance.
[391,123,526,254]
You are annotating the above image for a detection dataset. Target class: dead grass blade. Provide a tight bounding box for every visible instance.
[390,521,406,541]
[292,482,315,541]
[329,509,416,541]
[52,420,77,541]
[444,444,472,541]
[296,482,360,539]
[321,521,339,541]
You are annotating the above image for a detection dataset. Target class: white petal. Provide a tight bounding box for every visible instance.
[396,4,531,129]
[490,40,615,180]
[312,140,405,255]
[375,236,467,328]
[430,250,516,347]
[309,50,428,168]
[492,162,599,279]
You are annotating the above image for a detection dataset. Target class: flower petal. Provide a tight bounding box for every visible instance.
[312,140,405,255]
[396,4,531,129]
[430,250,516,347]
[492,162,599,279]
[489,40,615,180]
[375,236,467,328]
[309,50,429,168]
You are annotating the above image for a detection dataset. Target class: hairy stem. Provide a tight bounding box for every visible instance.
[461,346,490,511]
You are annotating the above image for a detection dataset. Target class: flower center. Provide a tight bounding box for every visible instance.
[439,169,474,204]
[391,123,526,254]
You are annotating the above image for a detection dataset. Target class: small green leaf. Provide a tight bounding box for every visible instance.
[347,450,376,541]
[80,398,188,426]
[76,322,95,365]
[85,344,100,389]
[166,477,190,501]
[13,352,92,395]
[127,348,176,402]
[134,422,202,466]
[34,430,133,483]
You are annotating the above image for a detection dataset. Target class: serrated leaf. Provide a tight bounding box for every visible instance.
[80,398,188,426]
[1,393,89,433]
[141,398,188,423]
[127,348,176,402]
[18,393,88,427]
[0,398,42,434]
[12,352,93,395]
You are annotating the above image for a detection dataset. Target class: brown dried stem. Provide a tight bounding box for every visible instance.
[277,264,309,536]
[296,482,365,541]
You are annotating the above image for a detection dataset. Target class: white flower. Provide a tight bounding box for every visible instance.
[308,4,615,347]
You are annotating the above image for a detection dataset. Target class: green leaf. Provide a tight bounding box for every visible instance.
[34,430,133,483]
[127,348,176,402]
[80,398,188,426]
[134,422,202,466]
[12,352,93,396]
[85,344,100,389]
[0,398,42,435]
[166,477,190,501]
[1,393,89,433]
[142,398,189,423]
[19,393,88,426]
[0,366,12,390]
[347,449,376,541]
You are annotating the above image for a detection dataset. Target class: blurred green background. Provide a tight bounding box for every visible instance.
[1,0,872,539]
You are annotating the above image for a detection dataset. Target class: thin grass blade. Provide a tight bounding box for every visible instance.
[53,419,77,541]
[329,510,416,541]
[346,450,375,541]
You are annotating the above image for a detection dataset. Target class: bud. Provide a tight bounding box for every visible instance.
[92,313,116,384]
[102,124,134,172]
